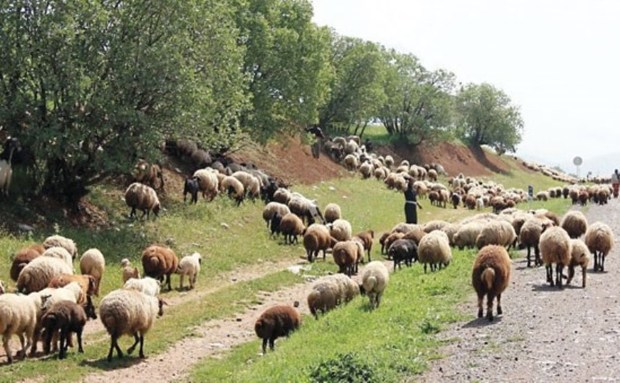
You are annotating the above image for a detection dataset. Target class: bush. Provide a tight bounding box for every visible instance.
[308,352,379,383]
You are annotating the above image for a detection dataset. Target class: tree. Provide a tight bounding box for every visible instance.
[379,50,455,145]
[0,0,248,205]
[455,83,523,154]
[318,34,386,137]
[234,0,331,141]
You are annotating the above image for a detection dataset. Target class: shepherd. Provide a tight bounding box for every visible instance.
[404,177,423,224]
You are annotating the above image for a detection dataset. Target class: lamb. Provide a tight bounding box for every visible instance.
[328,218,353,242]
[80,248,105,296]
[193,168,219,201]
[42,246,74,270]
[123,277,161,297]
[254,305,301,354]
[141,245,179,291]
[47,274,97,302]
[303,223,337,262]
[262,202,291,227]
[17,256,74,293]
[352,229,374,262]
[125,182,161,219]
[585,222,614,272]
[539,226,572,288]
[332,241,364,276]
[10,244,45,282]
[121,258,141,283]
[360,261,389,310]
[475,220,517,249]
[0,292,42,363]
[418,230,452,273]
[176,252,202,290]
[41,299,96,359]
[519,216,554,267]
[324,203,342,224]
[388,238,418,271]
[567,239,590,288]
[279,213,306,245]
[472,245,512,321]
[560,210,588,239]
[183,177,200,204]
[43,235,78,260]
[99,288,165,362]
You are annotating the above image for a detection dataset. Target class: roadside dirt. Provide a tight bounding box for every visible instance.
[417,200,620,383]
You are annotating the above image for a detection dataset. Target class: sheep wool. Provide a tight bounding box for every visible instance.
[254,305,301,354]
[0,292,42,363]
[141,245,179,291]
[472,245,512,321]
[121,258,141,283]
[10,244,45,282]
[418,230,452,273]
[123,277,161,297]
[43,235,78,260]
[539,226,572,288]
[80,248,106,296]
[361,261,389,310]
[560,210,588,239]
[17,256,74,293]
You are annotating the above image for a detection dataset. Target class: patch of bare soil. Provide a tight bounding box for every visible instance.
[416,200,620,383]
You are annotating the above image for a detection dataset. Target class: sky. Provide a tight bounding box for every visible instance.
[311,0,620,175]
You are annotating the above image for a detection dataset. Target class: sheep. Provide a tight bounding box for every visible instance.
[273,188,292,205]
[585,222,615,272]
[423,220,450,233]
[41,300,95,359]
[133,159,164,190]
[279,213,306,245]
[359,162,373,179]
[472,245,512,321]
[539,226,572,288]
[254,305,301,354]
[418,230,452,273]
[288,195,325,225]
[307,275,359,319]
[388,238,418,271]
[360,261,389,310]
[123,277,161,297]
[560,210,588,239]
[383,232,405,258]
[328,218,352,242]
[17,256,74,293]
[379,232,391,254]
[262,202,290,227]
[99,288,165,362]
[352,229,374,262]
[10,244,45,282]
[193,168,219,201]
[519,216,554,267]
[80,248,105,296]
[231,171,261,200]
[324,203,342,224]
[0,292,42,363]
[567,239,590,288]
[453,221,485,250]
[303,223,337,262]
[220,175,245,205]
[42,246,74,270]
[43,235,78,260]
[121,258,141,283]
[324,274,360,304]
[475,220,517,249]
[177,252,202,290]
[125,182,161,219]
[141,245,179,291]
[47,274,96,302]
[183,177,200,204]
[332,241,364,276]
[343,154,359,171]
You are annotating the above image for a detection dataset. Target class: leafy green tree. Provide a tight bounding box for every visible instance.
[455,83,523,154]
[318,34,386,137]
[234,0,331,140]
[0,0,248,205]
[379,50,455,145]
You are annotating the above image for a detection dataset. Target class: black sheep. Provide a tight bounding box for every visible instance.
[183,177,199,204]
[388,238,418,271]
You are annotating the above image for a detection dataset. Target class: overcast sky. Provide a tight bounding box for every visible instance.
[311,0,620,174]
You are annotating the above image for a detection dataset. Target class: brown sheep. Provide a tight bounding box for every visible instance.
[472,245,511,321]
[41,299,97,359]
[254,305,301,354]
[352,230,374,262]
[379,232,390,254]
[383,232,405,259]
[567,239,590,288]
[10,244,45,281]
[125,182,160,219]
[47,274,97,303]
[560,210,588,239]
[303,224,337,262]
[585,222,614,272]
[279,213,305,245]
[539,226,572,288]
[332,241,364,276]
[133,159,164,190]
[141,245,179,291]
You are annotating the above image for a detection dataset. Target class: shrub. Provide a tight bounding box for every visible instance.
[309,352,379,383]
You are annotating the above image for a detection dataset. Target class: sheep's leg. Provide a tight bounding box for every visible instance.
[497,293,503,316]
[546,264,553,286]
[556,264,564,288]
[179,275,184,290]
[16,333,26,359]
[59,329,68,359]
[76,328,84,353]
[477,293,484,318]
[594,251,599,271]
[269,337,276,351]
[526,246,531,267]
[534,247,542,267]
[376,293,382,308]
[582,266,587,288]
[486,292,495,321]
[166,273,172,291]
[566,265,575,285]
[601,254,606,272]
[138,334,145,358]
[127,333,140,355]
[261,338,268,354]
[423,263,428,273]
[3,335,13,363]
[107,335,123,362]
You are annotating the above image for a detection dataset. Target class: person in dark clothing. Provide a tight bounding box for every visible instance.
[404,178,422,224]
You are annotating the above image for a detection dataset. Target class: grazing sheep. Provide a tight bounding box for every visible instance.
[567,239,590,288]
[325,274,360,304]
[231,171,261,200]
[123,277,161,297]
[585,222,614,272]
[328,219,353,242]
[10,244,45,282]
[279,213,306,245]
[324,203,342,224]
[193,169,219,201]
[418,231,452,273]
[0,292,42,363]
[80,248,105,296]
[332,241,364,276]
[360,261,389,310]
[539,226,572,288]
[42,246,74,271]
[220,175,245,205]
[472,245,512,321]
[47,274,96,302]
[303,224,337,262]
[560,210,588,239]
[133,159,164,190]
[262,202,291,227]
[121,258,141,283]
[41,300,93,359]
[254,305,301,354]
[270,212,283,238]
[288,195,324,225]
[272,188,292,205]
[17,256,74,293]
[475,220,517,249]
[141,245,179,291]
[383,232,405,258]
[177,252,202,290]
[125,182,161,219]
[453,221,485,250]
[183,177,200,204]
[43,235,78,260]
[388,238,418,271]
[352,230,374,262]
[99,288,165,362]
[307,275,359,319]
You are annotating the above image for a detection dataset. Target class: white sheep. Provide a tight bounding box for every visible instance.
[0,292,42,363]
[324,203,342,224]
[121,258,141,283]
[539,226,572,288]
[99,288,165,362]
[123,277,161,297]
[262,202,291,227]
[125,182,161,219]
[193,168,219,201]
[360,261,389,310]
[42,246,74,270]
[176,252,202,290]
[585,221,614,272]
[328,218,353,242]
[17,256,74,293]
[43,235,78,260]
[80,248,106,296]
[453,221,485,250]
[418,230,452,273]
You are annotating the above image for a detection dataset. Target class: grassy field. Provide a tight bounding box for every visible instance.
[0,155,573,382]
